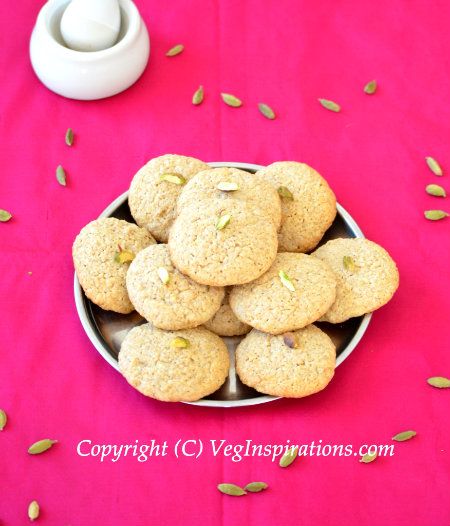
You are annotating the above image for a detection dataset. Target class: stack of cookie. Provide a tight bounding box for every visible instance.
[73,155,399,403]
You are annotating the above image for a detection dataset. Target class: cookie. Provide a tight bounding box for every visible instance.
[168,201,278,286]
[126,244,224,330]
[203,289,251,337]
[312,238,399,323]
[118,323,230,402]
[73,218,156,313]
[229,252,337,334]
[177,167,282,229]
[235,325,336,398]
[128,154,209,242]
[256,161,336,252]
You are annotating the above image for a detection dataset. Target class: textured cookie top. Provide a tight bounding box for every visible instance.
[235,325,336,398]
[203,289,251,337]
[312,238,399,323]
[118,323,230,402]
[256,161,337,252]
[229,252,337,334]
[168,201,278,286]
[126,244,224,330]
[73,218,156,314]
[177,167,282,229]
[128,154,209,242]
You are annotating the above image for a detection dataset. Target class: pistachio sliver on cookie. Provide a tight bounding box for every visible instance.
[159,173,186,185]
[279,270,295,292]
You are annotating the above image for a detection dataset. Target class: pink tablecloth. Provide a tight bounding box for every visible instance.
[1,1,449,524]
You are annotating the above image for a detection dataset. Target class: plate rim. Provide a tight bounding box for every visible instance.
[73,161,372,408]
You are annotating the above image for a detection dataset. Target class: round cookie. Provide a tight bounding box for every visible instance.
[177,167,282,229]
[236,325,336,398]
[312,238,399,323]
[73,218,156,314]
[168,201,278,286]
[229,252,337,334]
[203,289,251,337]
[118,323,230,402]
[126,244,225,330]
[129,154,209,242]
[256,161,337,252]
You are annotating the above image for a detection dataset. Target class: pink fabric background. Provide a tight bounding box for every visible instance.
[1,1,449,524]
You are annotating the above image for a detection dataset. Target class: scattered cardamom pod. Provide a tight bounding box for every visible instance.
[157,267,170,285]
[217,483,246,496]
[426,184,446,197]
[359,452,377,463]
[244,482,268,493]
[216,213,231,230]
[171,337,189,349]
[159,173,186,185]
[114,249,135,264]
[343,255,358,272]
[56,165,66,186]
[392,430,416,442]
[427,376,450,388]
[0,409,7,431]
[65,127,74,146]
[258,103,276,120]
[283,332,298,349]
[0,209,12,222]
[192,85,204,105]
[279,270,295,292]
[277,186,294,200]
[425,156,443,176]
[28,438,58,455]
[364,80,377,94]
[221,93,242,107]
[166,44,184,57]
[424,210,448,220]
[279,446,299,467]
[217,182,239,192]
[28,500,40,521]
[318,98,341,112]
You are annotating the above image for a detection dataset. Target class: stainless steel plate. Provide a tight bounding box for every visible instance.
[74,162,371,408]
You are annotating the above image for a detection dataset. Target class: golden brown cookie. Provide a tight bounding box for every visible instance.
[312,237,399,323]
[236,325,336,397]
[118,323,230,402]
[203,289,251,337]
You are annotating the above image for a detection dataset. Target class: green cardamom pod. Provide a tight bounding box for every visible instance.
[425,184,446,197]
[343,255,358,272]
[192,85,204,105]
[166,44,184,57]
[277,186,294,200]
[28,438,58,455]
[0,209,12,222]
[0,409,7,431]
[318,98,341,112]
[56,165,66,186]
[425,156,443,176]
[216,213,231,230]
[359,452,377,463]
[221,93,242,107]
[217,483,246,496]
[424,210,449,220]
[258,103,276,119]
[28,500,40,521]
[244,481,268,492]
[279,270,295,292]
[427,376,450,388]
[65,128,74,146]
[171,337,189,348]
[364,80,377,94]
[392,430,416,442]
[160,173,186,185]
[279,446,299,467]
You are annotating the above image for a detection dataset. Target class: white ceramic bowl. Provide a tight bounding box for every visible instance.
[30,0,150,100]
